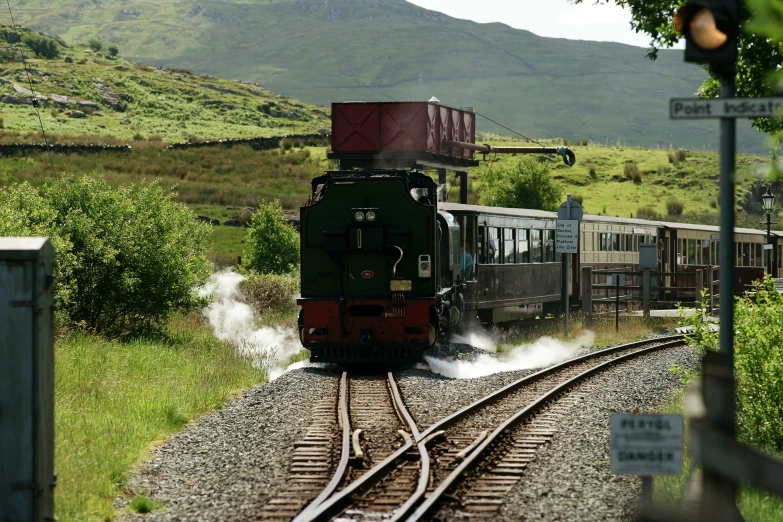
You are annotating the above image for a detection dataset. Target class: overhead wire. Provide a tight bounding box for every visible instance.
[474,110,547,148]
[5,0,57,177]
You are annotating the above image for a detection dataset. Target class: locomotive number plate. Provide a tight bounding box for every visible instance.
[361,270,374,279]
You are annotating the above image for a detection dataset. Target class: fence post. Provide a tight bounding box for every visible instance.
[643,268,651,320]
[582,266,592,324]
[695,270,704,310]
[707,265,714,314]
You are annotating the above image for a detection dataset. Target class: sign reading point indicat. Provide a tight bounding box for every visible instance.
[670,97,783,119]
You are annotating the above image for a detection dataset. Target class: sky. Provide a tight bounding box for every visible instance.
[406,0,684,49]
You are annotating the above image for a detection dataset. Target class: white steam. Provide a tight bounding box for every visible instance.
[199,270,309,380]
[425,331,595,379]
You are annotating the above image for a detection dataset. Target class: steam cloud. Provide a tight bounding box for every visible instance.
[199,270,310,380]
[425,330,596,379]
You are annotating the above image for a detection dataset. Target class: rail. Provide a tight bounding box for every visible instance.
[297,335,685,521]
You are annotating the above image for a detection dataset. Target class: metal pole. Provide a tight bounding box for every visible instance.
[564,195,571,338]
[616,275,620,333]
[458,171,468,204]
[641,476,653,515]
[718,74,736,372]
[767,213,772,275]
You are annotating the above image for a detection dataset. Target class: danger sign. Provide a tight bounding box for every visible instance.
[610,414,683,475]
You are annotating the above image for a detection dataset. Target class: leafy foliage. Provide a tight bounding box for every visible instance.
[479,157,563,211]
[240,271,299,312]
[88,38,102,52]
[22,33,60,59]
[0,178,212,335]
[107,44,119,57]
[680,277,783,451]
[245,199,299,275]
[577,0,783,136]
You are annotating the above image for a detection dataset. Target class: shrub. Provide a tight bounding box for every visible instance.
[107,44,119,57]
[681,277,783,451]
[246,199,299,275]
[636,205,661,220]
[676,148,687,162]
[22,34,60,59]
[666,199,685,216]
[657,164,670,175]
[0,116,3,129]
[571,194,584,205]
[588,164,598,179]
[668,151,679,165]
[133,132,146,141]
[624,161,640,180]
[0,178,211,335]
[710,197,718,208]
[88,38,102,52]
[479,156,563,211]
[240,272,299,312]
[633,171,643,184]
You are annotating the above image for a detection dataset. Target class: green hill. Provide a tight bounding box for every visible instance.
[0,25,329,140]
[9,0,769,152]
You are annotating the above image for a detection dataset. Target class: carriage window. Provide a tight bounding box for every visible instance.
[626,235,633,252]
[478,226,486,264]
[687,239,697,265]
[487,227,500,264]
[458,215,476,281]
[517,229,529,263]
[612,234,620,251]
[530,230,542,263]
[600,233,607,252]
[741,243,750,266]
[543,230,555,262]
[677,239,685,265]
[503,228,515,264]
[755,243,763,266]
[701,240,710,266]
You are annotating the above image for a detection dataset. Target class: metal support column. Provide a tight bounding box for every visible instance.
[458,171,468,204]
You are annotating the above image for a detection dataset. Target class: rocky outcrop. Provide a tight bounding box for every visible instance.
[50,93,100,109]
[92,77,121,110]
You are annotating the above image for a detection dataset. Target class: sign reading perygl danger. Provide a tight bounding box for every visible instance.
[556,220,578,254]
[610,414,683,475]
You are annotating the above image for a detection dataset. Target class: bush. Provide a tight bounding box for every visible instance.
[0,116,3,129]
[107,44,119,57]
[633,171,643,184]
[0,178,211,335]
[588,164,598,179]
[571,194,584,205]
[22,34,60,59]
[681,277,783,451]
[676,148,687,162]
[710,197,718,208]
[624,161,640,180]
[246,199,299,275]
[240,272,299,312]
[666,199,685,216]
[636,205,661,220]
[668,151,679,165]
[479,156,563,211]
[88,38,102,52]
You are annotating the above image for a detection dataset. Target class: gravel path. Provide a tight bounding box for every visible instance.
[119,367,341,522]
[500,345,699,522]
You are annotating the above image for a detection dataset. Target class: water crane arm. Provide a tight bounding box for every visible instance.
[442,140,576,167]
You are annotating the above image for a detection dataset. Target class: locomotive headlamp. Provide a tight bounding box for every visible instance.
[354,211,365,221]
[366,211,377,222]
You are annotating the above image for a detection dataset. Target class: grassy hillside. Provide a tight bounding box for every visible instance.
[0,25,329,141]
[9,0,768,153]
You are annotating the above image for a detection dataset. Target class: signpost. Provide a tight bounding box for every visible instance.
[557,196,583,338]
[670,97,783,119]
[611,414,684,512]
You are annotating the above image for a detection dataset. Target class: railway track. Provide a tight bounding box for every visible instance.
[266,335,687,522]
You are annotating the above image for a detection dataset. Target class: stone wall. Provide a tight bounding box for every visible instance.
[165,133,330,151]
[0,143,132,155]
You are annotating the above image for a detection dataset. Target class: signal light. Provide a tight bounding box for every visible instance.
[674,0,739,71]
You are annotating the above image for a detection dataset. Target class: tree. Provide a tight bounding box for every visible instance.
[479,156,564,211]
[108,44,119,57]
[88,38,102,52]
[575,0,783,136]
[246,199,299,275]
[22,34,60,59]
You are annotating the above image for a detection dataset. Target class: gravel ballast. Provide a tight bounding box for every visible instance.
[120,367,340,522]
[500,345,700,521]
[119,336,696,522]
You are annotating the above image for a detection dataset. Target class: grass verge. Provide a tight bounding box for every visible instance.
[54,314,267,522]
[653,383,783,521]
